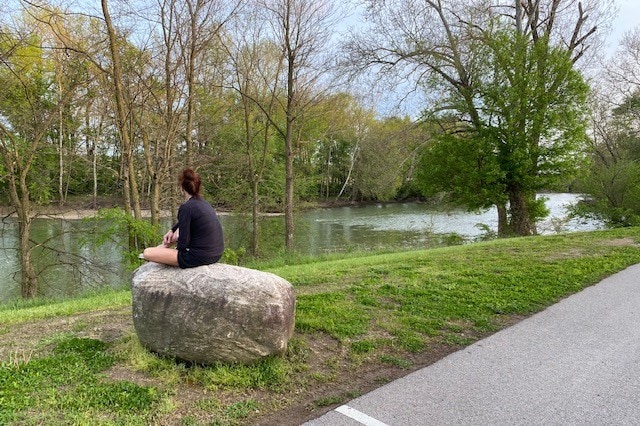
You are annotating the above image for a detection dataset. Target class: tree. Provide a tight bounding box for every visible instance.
[179,0,244,167]
[418,28,589,234]
[0,11,87,297]
[575,28,640,226]
[353,115,425,201]
[576,92,640,226]
[218,9,285,256]
[309,93,366,200]
[257,0,339,251]
[346,0,609,236]
[101,0,143,220]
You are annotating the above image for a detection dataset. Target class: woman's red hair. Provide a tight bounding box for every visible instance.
[179,168,201,198]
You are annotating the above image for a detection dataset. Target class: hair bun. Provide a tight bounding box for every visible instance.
[183,168,196,179]
[180,168,201,197]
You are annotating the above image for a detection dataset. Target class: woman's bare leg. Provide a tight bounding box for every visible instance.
[142,245,179,266]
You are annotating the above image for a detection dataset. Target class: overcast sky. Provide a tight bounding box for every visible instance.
[607,0,640,48]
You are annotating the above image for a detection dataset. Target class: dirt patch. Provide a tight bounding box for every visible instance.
[545,248,586,261]
[546,237,639,261]
[600,237,639,247]
[0,308,131,360]
[104,365,160,388]
[256,341,462,426]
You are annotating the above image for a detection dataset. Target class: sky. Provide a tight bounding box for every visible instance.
[340,1,638,48]
[607,0,640,48]
[339,0,640,116]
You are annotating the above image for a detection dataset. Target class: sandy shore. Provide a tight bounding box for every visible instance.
[0,208,173,220]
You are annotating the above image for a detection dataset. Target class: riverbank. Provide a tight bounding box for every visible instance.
[0,196,123,220]
[0,193,603,302]
[2,228,639,425]
[0,195,426,220]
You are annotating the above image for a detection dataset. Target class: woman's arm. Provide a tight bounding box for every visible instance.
[162,229,179,247]
[176,204,192,250]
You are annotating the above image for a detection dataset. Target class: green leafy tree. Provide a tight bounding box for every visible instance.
[86,208,161,268]
[0,18,87,297]
[416,129,503,209]
[306,93,374,202]
[354,116,425,201]
[419,29,589,234]
[347,0,605,236]
[575,90,640,226]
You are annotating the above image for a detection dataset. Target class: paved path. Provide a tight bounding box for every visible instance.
[304,264,640,426]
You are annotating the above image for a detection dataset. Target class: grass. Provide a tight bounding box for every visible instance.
[288,229,640,348]
[0,337,161,425]
[2,228,640,424]
[0,289,131,326]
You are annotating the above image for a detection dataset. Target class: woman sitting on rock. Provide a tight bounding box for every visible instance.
[142,168,224,268]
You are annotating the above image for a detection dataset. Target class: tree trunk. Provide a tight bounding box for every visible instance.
[284,115,295,251]
[140,130,161,226]
[284,1,295,253]
[127,125,143,220]
[333,142,358,204]
[508,187,533,236]
[121,155,132,214]
[91,122,99,210]
[241,88,261,257]
[18,213,37,298]
[102,0,141,219]
[58,107,65,207]
[87,103,101,210]
[151,173,161,226]
[496,203,509,237]
[252,179,260,257]
[185,13,196,168]
[6,168,38,298]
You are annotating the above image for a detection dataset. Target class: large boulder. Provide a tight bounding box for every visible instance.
[131,262,296,365]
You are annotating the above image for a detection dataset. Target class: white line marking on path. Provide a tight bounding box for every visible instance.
[335,405,389,426]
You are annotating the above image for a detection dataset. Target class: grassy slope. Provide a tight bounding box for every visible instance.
[2,228,640,424]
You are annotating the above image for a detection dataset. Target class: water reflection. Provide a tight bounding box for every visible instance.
[292,193,602,255]
[0,193,602,301]
[0,218,128,301]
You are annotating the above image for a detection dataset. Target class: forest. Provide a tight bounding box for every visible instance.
[2,0,640,298]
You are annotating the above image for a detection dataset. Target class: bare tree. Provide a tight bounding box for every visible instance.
[603,28,640,105]
[219,7,285,256]
[256,0,339,251]
[178,0,245,167]
[101,0,143,219]
[143,0,244,224]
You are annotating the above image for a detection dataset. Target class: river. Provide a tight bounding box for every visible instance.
[0,193,602,302]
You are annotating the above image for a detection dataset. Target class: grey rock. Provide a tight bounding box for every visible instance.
[131,262,296,365]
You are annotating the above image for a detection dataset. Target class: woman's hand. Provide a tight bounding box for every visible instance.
[163,229,178,247]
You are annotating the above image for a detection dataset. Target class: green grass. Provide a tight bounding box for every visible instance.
[282,229,640,349]
[0,289,131,326]
[2,228,640,424]
[0,337,162,425]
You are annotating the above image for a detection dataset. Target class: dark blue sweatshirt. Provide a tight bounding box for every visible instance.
[171,197,224,262]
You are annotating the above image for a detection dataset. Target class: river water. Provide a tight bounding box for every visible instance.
[0,193,602,302]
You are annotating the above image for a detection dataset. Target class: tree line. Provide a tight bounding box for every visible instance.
[1,0,639,298]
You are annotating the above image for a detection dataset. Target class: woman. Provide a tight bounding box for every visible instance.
[142,168,224,268]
